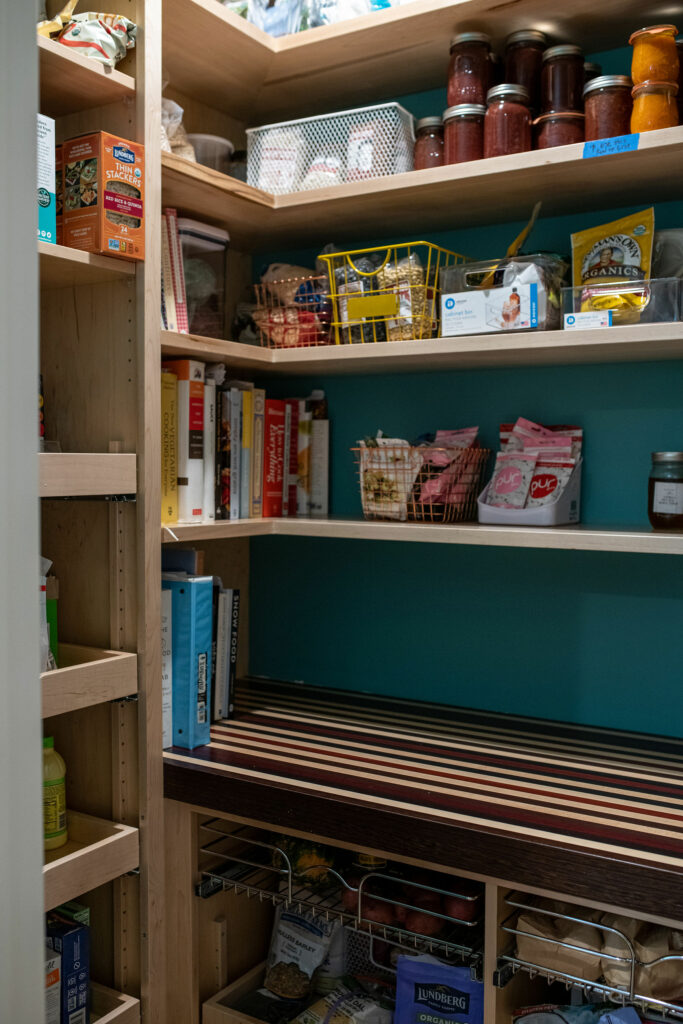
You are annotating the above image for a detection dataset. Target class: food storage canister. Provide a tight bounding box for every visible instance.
[542,44,584,112]
[629,24,679,86]
[177,218,230,339]
[448,32,492,106]
[413,117,444,169]
[649,451,683,529]
[443,104,485,164]
[484,84,531,158]
[534,110,584,148]
[631,80,679,132]
[584,75,633,140]
[186,134,234,174]
[584,61,602,86]
[504,30,547,111]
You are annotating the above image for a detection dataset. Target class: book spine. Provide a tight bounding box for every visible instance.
[309,419,329,517]
[203,379,216,523]
[262,400,286,517]
[297,403,312,517]
[228,589,240,716]
[163,360,204,522]
[161,371,178,525]
[281,401,292,516]
[287,399,299,516]
[217,390,230,519]
[210,577,220,721]
[160,215,177,332]
[161,588,173,747]
[250,388,265,518]
[164,207,188,333]
[240,389,253,518]
[229,388,241,520]
[213,590,229,721]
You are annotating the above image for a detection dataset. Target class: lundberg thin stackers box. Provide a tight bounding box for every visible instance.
[37,114,56,245]
[62,130,145,260]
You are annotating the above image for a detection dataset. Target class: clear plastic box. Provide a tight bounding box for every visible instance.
[562,277,682,328]
[477,459,582,527]
[186,134,234,174]
[178,218,230,339]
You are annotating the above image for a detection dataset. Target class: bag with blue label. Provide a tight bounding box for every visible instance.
[394,955,484,1024]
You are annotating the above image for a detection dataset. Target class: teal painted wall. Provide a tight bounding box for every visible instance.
[247,49,683,736]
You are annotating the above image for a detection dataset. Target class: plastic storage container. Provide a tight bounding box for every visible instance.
[562,277,682,327]
[478,459,582,526]
[186,134,234,174]
[178,218,230,339]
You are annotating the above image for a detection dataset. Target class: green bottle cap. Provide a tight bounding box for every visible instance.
[43,736,54,749]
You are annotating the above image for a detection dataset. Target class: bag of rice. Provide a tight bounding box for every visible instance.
[264,906,340,1000]
[394,954,484,1024]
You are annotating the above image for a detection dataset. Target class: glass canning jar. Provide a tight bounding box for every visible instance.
[443,104,486,164]
[584,75,633,140]
[448,32,492,106]
[534,110,585,148]
[414,117,444,169]
[584,61,602,86]
[648,451,683,529]
[677,38,683,120]
[631,80,679,132]
[629,24,679,85]
[484,84,531,158]
[504,30,547,111]
[542,44,584,113]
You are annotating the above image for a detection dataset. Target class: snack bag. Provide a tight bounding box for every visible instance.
[359,438,422,521]
[394,955,484,1024]
[571,209,654,325]
[485,452,536,509]
[264,905,339,1000]
[526,457,576,507]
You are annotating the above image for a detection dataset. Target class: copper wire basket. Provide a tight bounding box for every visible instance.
[352,445,491,523]
[253,274,332,348]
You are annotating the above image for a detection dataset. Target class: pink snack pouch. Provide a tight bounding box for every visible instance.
[486,452,537,508]
[527,457,576,507]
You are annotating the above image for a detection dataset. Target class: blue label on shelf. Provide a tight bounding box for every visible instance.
[530,283,538,327]
[583,134,640,159]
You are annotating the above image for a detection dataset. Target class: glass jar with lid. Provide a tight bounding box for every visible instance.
[413,117,444,170]
[504,30,547,111]
[542,44,584,112]
[443,104,486,164]
[448,31,492,106]
[630,24,679,85]
[631,80,679,132]
[584,75,633,140]
[648,452,683,529]
[534,110,584,149]
[584,61,602,86]
[484,84,532,158]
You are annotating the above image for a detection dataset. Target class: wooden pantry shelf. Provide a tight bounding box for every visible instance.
[38,35,135,119]
[39,242,137,289]
[42,645,137,718]
[162,519,273,543]
[44,811,139,911]
[163,0,683,121]
[91,983,140,1024]
[39,453,137,497]
[162,322,683,374]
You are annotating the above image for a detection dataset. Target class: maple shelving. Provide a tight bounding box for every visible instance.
[41,645,138,718]
[38,34,135,118]
[39,241,137,289]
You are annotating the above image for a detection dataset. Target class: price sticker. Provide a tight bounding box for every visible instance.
[583,134,640,159]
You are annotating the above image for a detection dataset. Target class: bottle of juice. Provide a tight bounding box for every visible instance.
[43,737,67,850]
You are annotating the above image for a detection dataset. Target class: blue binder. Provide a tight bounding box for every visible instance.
[162,575,213,749]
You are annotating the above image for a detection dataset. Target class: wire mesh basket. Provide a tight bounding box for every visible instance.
[319,242,469,345]
[247,103,415,195]
[253,274,332,348]
[352,445,491,523]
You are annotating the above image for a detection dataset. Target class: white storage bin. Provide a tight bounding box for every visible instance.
[178,218,230,339]
[477,459,582,526]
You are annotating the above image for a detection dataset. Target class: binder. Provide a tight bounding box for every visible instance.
[162,574,213,749]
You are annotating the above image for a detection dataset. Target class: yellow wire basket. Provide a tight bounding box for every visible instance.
[318,241,469,345]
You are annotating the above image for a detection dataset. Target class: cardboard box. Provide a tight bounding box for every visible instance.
[63,131,144,260]
[54,900,91,926]
[45,946,61,1024]
[37,114,56,245]
[46,915,90,1024]
[55,144,63,246]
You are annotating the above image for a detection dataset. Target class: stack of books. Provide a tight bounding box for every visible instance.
[161,359,329,527]
[160,207,189,333]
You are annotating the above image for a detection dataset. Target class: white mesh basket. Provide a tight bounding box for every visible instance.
[247,103,415,195]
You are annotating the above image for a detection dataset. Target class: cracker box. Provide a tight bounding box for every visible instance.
[46,914,91,1024]
[55,144,63,246]
[37,114,56,245]
[45,946,61,1024]
[62,130,144,260]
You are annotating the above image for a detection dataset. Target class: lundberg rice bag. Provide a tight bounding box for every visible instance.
[394,955,483,1024]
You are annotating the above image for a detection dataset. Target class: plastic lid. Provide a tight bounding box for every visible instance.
[416,116,444,130]
[443,103,487,120]
[652,451,683,461]
[632,79,679,96]
[583,74,632,96]
[186,133,235,155]
[43,736,54,749]
[177,217,230,246]
[487,83,530,104]
[629,24,678,44]
[543,44,583,61]
[505,29,547,47]
[450,31,491,48]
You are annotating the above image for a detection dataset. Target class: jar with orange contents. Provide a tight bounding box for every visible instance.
[629,24,679,85]
[631,80,679,132]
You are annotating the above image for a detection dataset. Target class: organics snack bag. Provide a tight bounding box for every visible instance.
[486,452,536,509]
[394,955,484,1024]
[571,208,654,324]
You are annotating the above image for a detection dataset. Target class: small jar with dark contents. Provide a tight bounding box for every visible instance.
[542,44,584,113]
[534,110,585,148]
[677,38,683,120]
[584,75,633,140]
[584,61,603,86]
[443,104,486,163]
[414,117,444,170]
[504,30,547,111]
[649,451,683,529]
[484,84,532,158]
[448,32,492,106]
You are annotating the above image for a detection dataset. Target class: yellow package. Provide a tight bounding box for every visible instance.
[571,208,654,324]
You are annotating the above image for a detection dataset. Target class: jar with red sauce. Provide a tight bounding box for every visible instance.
[448,32,492,106]
[504,30,547,111]
[413,117,444,170]
[484,84,532,158]
[583,75,633,140]
[534,110,584,148]
[443,104,486,164]
[542,44,584,112]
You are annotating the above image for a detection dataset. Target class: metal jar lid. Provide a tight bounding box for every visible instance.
[543,44,583,62]
[652,451,683,462]
[486,83,530,104]
[583,74,633,97]
[505,29,548,47]
[416,116,444,131]
[450,31,491,49]
[443,103,487,120]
